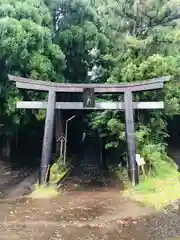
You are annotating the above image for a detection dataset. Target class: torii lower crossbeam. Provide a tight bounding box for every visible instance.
[16,101,164,110]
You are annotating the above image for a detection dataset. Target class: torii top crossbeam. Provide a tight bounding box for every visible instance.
[8,75,170,93]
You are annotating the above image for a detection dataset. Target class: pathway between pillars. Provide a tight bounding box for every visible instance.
[59,165,123,192]
[1,158,180,239]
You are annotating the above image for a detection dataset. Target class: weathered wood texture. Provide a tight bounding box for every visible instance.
[8,75,170,93]
[124,91,139,185]
[40,90,56,185]
[16,101,164,109]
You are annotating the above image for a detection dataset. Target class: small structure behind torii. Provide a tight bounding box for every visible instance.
[8,75,170,186]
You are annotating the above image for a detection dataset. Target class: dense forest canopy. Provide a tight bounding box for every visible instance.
[1,0,180,172]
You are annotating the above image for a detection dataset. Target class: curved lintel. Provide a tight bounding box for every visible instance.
[8,75,170,93]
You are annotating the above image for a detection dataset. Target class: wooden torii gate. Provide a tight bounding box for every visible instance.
[8,75,170,186]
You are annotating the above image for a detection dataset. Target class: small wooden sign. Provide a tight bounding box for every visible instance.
[136,154,145,166]
[83,88,95,108]
[136,154,146,178]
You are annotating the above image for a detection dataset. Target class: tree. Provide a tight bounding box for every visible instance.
[0,0,66,152]
[48,0,110,83]
[87,0,180,172]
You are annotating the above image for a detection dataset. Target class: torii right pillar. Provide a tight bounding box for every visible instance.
[124,91,139,186]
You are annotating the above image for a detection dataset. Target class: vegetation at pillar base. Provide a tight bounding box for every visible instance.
[30,157,70,199]
[124,167,180,209]
[50,157,70,184]
[1,0,180,189]
[29,184,59,199]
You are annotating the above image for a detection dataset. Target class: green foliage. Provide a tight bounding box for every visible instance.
[0,0,65,137]
[35,109,46,121]
[0,0,52,26]
[109,165,130,189]
[50,157,69,184]
[125,173,180,209]
[53,0,110,83]
[86,0,180,178]
[140,143,174,177]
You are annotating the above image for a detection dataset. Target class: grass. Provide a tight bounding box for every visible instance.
[112,160,180,209]
[29,184,59,199]
[49,161,70,184]
[50,168,69,184]
[29,161,70,200]
[124,176,180,209]
[123,165,180,209]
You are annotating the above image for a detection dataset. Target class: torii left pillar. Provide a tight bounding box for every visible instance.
[40,90,56,185]
[124,91,139,186]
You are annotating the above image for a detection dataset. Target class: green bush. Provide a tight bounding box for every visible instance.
[139,143,177,178]
[49,157,69,184]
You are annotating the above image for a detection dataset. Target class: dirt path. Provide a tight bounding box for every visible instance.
[0,159,38,199]
[0,191,180,240]
[0,160,180,240]
[0,161,153,240]
[0,190,154,240]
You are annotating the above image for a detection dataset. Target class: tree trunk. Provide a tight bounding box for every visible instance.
[2,138,11,158]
